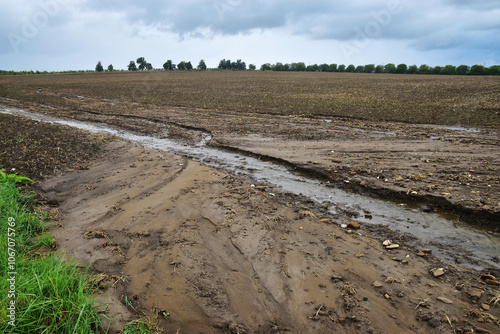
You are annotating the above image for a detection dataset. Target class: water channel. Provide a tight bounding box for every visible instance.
[2,106,499,271]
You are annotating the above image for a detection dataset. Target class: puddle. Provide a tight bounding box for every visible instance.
[2,106,499,270]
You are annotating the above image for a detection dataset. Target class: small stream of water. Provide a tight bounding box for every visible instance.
[2,106,499,270]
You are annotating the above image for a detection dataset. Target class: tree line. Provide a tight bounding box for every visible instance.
[259,62,500,75]
[2,59,498,76]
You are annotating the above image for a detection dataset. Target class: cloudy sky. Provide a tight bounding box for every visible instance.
[1,0,499,71]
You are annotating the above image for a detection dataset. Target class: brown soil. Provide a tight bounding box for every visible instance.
[1,107,499,333]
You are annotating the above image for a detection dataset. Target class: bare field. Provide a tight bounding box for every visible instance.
[1,72,500,333]
[0,71,499,128]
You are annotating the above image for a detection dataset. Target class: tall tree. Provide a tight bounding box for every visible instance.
[345,64,355,72]
[456,65,469,75]
[469,64,485,75]
[136,57,147,70]
[384,63,396,73]
[418,64,431,74]
[95,61,104,72]
[364,64,375,73]
[163,60,175,70]
[260,63,272,71]
[338,64,346,72]
[107,64,114,71]
[374,65,383,73]
[407,65,418,74]
[441,65,456,75]
[128,61,137,71]
[197,59,207,70]
[396,63,407,74]
[185,61,193,70]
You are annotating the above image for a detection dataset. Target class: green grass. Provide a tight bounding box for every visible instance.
[0,180,104,333]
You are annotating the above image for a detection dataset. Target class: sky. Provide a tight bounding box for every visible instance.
[1,0,499,71]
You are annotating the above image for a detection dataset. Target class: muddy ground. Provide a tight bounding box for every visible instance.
[1,102,500,333]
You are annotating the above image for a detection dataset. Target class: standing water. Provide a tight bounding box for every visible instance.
[2,106,499,270]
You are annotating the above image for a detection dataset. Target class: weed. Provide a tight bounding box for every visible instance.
[0,180,104,333]
[123,318,162,334]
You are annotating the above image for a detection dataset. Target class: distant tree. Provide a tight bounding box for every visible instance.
[197,59,207,70]
[234,59,246,70]
[355,65,364,73]
[163,60,175,70]
[338,64,346,72]
[384,63,396,73]
[127,61,137,71]
[441,65,456,75]
[456,65,469,75]
[469,64,485,75]
[328,63,338,72]
[185,61,193,70]
[260,63,272,71]
[407,65,418,74]
[178,61,187,70]
[487,65,500,75]
[273,62,285,71]
[364,64,375,73]
[374,65,383,73]
[107,64,114,71]
[396,63,407,74]
[319,63,329,72]
[95,61,104,72]
[306,64,319,71]
[136,57,147,70]
[146,63,153,71]
[431,66,442,74]
[248,64,256,70]
[218,59,229,70]
[418,64,431,74]
[290,62,306,71]
[345,64,355,72]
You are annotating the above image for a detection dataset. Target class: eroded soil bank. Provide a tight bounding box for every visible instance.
[1,112,500,333]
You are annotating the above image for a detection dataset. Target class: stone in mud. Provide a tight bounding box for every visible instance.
[348,221,360,229]
[385,244,399,249]
[470,290,482,300]
[481,303,490,311]
[428,318,441,328]
[436,296,453,304]
[431,268,445,277]
[372,281,383,288]
[420,205,432,213]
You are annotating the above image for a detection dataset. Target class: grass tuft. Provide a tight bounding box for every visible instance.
[0,181,103,333]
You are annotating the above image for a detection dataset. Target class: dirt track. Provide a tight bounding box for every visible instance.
[1,96,500,333]
[38,141,499,333]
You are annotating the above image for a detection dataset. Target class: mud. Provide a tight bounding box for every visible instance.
[1,98,499,333]
[40,141,500,333]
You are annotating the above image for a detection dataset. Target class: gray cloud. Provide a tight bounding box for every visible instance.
[1,0,498,70]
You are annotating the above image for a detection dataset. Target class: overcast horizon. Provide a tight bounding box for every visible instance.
[1,0,499,72]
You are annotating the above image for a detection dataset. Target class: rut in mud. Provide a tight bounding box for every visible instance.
[40,141,500,334]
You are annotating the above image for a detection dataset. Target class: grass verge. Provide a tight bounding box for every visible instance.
[0,179,104,333]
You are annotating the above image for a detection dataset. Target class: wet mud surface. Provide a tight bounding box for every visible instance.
[1,100,500,333]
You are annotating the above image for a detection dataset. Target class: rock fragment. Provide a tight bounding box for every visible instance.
[347,221,360,229]
[431,268,445,277]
